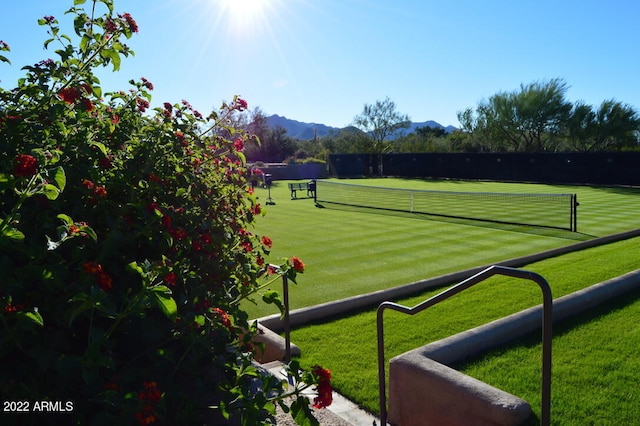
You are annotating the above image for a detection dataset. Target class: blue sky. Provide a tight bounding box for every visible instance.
[2,0,639,129]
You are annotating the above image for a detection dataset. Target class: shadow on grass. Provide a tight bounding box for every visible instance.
[450,286,640,425]
[316,202,592,241]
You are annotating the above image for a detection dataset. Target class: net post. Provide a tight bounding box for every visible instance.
[572,194,578,232]
[312,179,317,204]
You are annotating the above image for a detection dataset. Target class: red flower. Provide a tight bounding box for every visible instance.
[136,97,150,112]
[59,87,80,104]
[83,262,112,291]
[96,271,113,291]
[83,261,102,274]
[170,228,187,240]
[233,98,248,111]
[289,257,305,273]
[105,17,117,33]
[148,173,164,184]
[140,77,153,90]
[212,307,232,330]
[82,179,95,190]
[261,236,273,249]
[136,381,161,425]
[161,215,172,230]
[233,138,244,152]
[312,365,333,409]
[5,303,25,313]
[93,185,107,198]
[120,13,139,33]
[81,98,94,111]
[98,156,112,169]
[164,272,177,286]
[13,154,37,177]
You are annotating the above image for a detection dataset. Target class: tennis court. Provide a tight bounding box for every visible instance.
[247,178,640,319]
[248,177,640,423]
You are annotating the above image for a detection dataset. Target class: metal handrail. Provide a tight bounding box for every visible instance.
[376,265,553,425]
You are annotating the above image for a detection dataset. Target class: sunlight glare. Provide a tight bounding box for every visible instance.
[220,0,270,30]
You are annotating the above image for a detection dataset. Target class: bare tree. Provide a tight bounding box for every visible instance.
[352,97,410,153]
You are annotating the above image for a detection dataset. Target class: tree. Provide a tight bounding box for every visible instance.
[566,100,640,151]
[458,78,573,152]
[392,125,450,152]
[352,97,410,153]
[0,2,330,424]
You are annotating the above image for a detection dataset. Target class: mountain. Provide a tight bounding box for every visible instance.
[266,115,457,140]
[404,121,458,135]
[266,115,340,140]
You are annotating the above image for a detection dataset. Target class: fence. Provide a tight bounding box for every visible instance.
[327,152,640,186]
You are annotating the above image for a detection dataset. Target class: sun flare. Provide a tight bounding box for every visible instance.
[220,0,270,28]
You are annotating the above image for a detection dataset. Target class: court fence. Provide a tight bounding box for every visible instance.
[327,152,640,186]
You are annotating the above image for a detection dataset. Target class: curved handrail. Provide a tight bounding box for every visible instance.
[376,265,552,425]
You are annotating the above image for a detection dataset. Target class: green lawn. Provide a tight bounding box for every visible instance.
[289,236,640,420]
[246,178,640,423]
[456,285,640,425]
[247,178,640,319]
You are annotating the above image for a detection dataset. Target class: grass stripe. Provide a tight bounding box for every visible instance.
[247,178,640,318]
[290,236,640,418]
[247,178,640,422]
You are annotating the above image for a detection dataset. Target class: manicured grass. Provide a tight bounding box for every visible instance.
[246,178,640,319]
[246,177,640,423]
[455,286,640,425]
[289,236,640,420]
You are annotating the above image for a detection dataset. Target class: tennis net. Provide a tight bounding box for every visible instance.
[314,180,578,231]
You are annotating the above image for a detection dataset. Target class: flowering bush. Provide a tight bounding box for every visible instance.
[0,1,330,425]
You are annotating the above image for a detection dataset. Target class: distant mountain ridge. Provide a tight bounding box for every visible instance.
[266,114,457,140]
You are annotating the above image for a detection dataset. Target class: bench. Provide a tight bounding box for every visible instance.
[288,181,315,199]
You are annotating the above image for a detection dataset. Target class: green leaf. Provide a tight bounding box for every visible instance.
[89,141,108,157]
[73,15,85,36]
[20,310,44,327]
[126,261,144,275]
[74,0,87,4]
[51,167,66,191]
[81,225,97,242]
[79,35,90,54]
[57,213,74,226]
[236,151,246,165]
[152,291,178,321]
[151,285,172,295]
[2,227,25,241]
[262,290,285,317]
[291,396,319,426]
[194,315,205,327]
[41,183,60,200]
[101,48,121,71]
[68,295,93,327]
